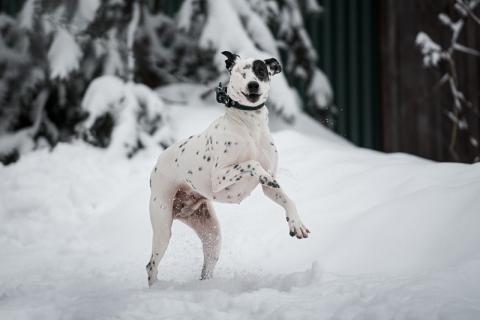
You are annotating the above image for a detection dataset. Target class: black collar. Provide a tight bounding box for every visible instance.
[215,82,265,111]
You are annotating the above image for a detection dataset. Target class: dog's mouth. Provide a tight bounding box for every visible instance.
[242,92,262,103]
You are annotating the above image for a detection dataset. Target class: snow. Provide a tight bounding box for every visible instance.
[47,28,82,79]
[81,75,172,156]
[415,32,442,67]
[176,0,195,31]
[308,69,334,109]
[231,0,280,58]
[1,102,480,319]
[72,0,100,30]
[0,129,35,156]
[126,2,140,82]
[103,29,124,76]
[17,0,35,30]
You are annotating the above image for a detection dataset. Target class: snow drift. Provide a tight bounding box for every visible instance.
[1,104,480,319]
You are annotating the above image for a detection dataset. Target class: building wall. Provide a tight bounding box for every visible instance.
[379,0,480,162]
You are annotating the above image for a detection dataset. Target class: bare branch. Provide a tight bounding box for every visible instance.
[453,43,480,56]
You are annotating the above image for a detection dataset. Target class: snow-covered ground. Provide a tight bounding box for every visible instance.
[1,104,480,320]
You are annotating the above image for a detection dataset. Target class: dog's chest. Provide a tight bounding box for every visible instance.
[223,114,277,174]
[249,130,277,175]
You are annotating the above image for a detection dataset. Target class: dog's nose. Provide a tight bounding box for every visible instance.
[247,81,259,93]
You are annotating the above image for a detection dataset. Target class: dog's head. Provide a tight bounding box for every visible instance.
[222,51,282,107]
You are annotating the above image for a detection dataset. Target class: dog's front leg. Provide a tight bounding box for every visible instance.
[261,185,309,239]
[212,160,309,239]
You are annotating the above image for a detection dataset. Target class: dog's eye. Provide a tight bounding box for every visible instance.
[252,60,269,81]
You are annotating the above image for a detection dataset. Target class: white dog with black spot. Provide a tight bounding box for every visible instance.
[146,51,310,286]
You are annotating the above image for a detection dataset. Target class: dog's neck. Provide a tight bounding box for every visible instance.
[224,105,269,133]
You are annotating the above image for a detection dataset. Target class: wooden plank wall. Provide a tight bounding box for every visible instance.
[379,0,480,162]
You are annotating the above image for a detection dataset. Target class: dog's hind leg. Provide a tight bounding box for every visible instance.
[146,178,176,287]
[178,201,221,280]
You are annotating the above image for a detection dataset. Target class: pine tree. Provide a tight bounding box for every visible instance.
[0,0,334,164]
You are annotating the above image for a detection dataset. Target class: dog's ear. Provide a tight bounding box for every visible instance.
[264,57,282,76]
[221,51,239,72]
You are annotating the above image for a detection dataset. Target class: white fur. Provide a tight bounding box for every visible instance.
[146,55,309,287]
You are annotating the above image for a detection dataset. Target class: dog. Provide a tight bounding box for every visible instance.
[146,51,310,286]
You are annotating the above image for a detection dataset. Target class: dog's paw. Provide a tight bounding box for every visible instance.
[200,266,214,280]
[287,216,310,239]
[146,261,158,287]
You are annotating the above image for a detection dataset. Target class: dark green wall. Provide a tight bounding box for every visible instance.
[306,0,380,149]
[0,0,25,15]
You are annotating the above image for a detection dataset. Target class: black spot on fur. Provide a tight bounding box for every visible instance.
[222,51,238,71]
[265,57,282,76]
[267,181,280,188]
[252,60,269,81]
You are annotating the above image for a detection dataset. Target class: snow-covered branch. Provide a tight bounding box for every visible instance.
[416,0,480,161]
